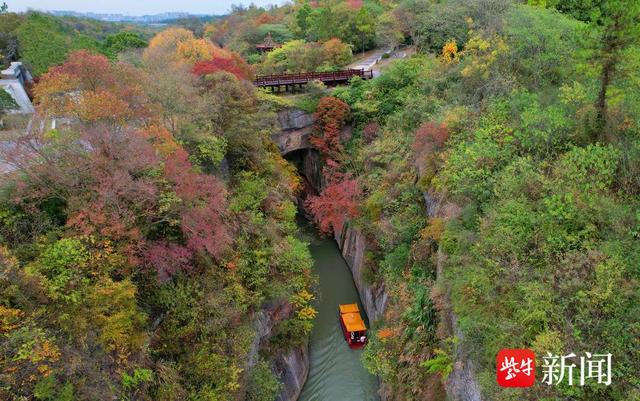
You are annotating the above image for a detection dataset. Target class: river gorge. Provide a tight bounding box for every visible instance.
[297,220,379,401]
[272,108,384,401]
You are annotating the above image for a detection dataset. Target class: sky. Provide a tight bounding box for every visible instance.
[9,0,285,15]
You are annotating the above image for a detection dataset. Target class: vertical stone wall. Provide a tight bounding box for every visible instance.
[425,190,482,401]
[246,302,310,401]
[274,346,310,401]
[333,222,387,323]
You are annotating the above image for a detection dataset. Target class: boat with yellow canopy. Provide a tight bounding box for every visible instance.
[338,303,367,349]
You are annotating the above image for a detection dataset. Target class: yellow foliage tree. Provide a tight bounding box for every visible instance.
[461,33,508,79]
[144,27,234,68]
[145,27,195,57]
[88,277,147,359]
[176,38,217,65]
[442,40,458,63]
[420,217,445,241]
[143,27,196,65]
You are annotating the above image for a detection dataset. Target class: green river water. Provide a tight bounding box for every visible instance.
[297,222,380,401]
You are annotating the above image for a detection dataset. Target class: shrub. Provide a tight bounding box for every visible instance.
[246,360,281,401]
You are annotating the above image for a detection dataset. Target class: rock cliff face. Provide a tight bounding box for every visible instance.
[248,302,309,401]
[274,346,310,401]
[273,109,315,155]
[277,108,314,130]
[444,313,482,401]
[299,149,324,193]
[333,222,387,323]
[436,250,481,401]
[424,190,482,401]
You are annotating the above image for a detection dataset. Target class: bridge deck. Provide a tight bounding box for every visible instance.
[255,69,373,89]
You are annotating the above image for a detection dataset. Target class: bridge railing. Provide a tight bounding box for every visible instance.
[254,69,373,87]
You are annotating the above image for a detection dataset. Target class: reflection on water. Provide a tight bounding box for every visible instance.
[298,223,379,401]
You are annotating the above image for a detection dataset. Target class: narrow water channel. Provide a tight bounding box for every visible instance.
[298,221,380,401]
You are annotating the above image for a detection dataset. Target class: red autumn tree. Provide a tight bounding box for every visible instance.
[45,49,114,90]
[7,123,161,266]
[305,168,361,235]
[8,122,232,277]
[146,242,193,282]
[35,50,151,123]
[154,128,231,259]
[412,121,449,183]
[255,13,276,25]
[193,56,249,80]
[17,49,233,279]
[306,97,357,234]
[310,96,351,163]
[412,121,449,155]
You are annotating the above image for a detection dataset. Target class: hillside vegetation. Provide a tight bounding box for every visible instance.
[0,24,313,401]
[309,1,639,400]
[1,10,150,74]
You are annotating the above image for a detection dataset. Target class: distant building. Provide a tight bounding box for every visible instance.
[1,62,35,114]
[256,32,281,53]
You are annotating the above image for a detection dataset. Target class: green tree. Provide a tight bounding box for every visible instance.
[257,23,292,44]
[0,11,24,67]
[590,0,640,138]
[15,12,103,75]
[376,11,403,49]
[260,39,351,74]
[354,6,376,56]
[295,3,312,35]
[103,31,147,57]
[394,0,431,46]
[0,88,17,117]
[306,7,335,42]
[416,1,471,53]
[245,360,281,401]
[504,6,583,89]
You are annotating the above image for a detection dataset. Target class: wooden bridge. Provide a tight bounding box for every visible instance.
[254,69,373,91]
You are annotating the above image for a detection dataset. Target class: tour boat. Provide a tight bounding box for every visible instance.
[338,303,367,349]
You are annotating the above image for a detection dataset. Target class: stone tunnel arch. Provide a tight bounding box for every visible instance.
[283,147,324,194]
[274,108,315,156]
[272,126,315,156]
